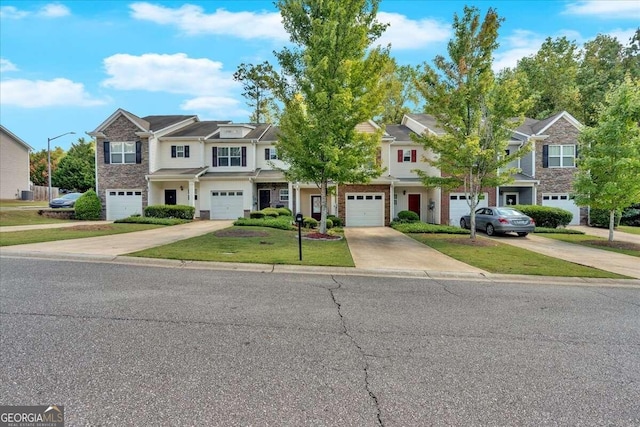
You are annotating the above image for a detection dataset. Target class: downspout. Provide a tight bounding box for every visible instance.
[86,132,98,193]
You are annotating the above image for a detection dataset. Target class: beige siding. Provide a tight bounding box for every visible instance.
[0,129,31,199]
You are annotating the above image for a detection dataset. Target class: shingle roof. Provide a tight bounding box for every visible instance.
[405,113,445,134]
[165,121,231,137]
[259,125,280,141]
[531,112,563,134]
[384,124,415,141]
[141,115,196,132]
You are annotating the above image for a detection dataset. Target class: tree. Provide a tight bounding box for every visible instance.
[274,0,393,234]
[573,76,640,242]
[29,147,64,186]
[414,6,530,239]
[377,62,420,124]
[233,62,280,124]
[52,138,95,191]
[622,28,640,80]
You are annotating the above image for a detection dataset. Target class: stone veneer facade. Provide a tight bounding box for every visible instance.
[96,115,150,219]
[337,184,391,226]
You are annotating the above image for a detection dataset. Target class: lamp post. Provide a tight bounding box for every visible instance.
[48,131,75,202]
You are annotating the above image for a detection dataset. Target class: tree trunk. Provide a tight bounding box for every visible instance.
[319,180,328,234]
[609,209,615,242]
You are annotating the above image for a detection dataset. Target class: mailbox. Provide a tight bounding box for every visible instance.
[295,213,304,224]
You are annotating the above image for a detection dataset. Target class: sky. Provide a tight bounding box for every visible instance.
[1,0,638,152]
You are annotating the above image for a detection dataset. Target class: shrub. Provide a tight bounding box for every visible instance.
[589,208,622,228]
[327,215,343,227]
[115,216,188,225]
[261,208,279,218]
[621,203,640,226]
[512,205,572,228]
[276,207,292,216]
[144,204,195,219]
[391,222,470,234]
[74,190,101,220]
[249,211,265,219]
[533,227,585,234]
[234,216,294,230]
[325,218,333,229]
[397,210,420,223]
[303,217,318,228]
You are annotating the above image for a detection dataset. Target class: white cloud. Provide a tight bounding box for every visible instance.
[0,5,29,19]
[493,30,545,71]
[129,2,287,40]
[0,58,18,72]
[101,53,239,96]
[564,1,640,18]
[376,12,450,50]
[181,96,250,119]
[0,78,106,107]
[38,3,71,18]
[608,28,637,45]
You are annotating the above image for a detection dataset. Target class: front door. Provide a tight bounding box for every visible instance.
[311,195,322,221]
[504,192,519,206]
[408,194,421,218]
[259,189,271,210]
[165,189,177,205]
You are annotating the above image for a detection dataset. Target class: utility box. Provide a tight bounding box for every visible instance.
[21,190,33,201]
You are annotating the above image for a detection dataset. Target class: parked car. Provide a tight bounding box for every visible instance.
[49,192,83,208]
[460,206,535,237]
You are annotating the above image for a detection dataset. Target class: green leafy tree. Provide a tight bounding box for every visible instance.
[378,62,420,124]
[233,61,280,124]
[573,76,640,242]
[414,6,530,239]
[52,138,95,191]
[274,0,393,233]
[29,147,65,186]
[622,28,640,79]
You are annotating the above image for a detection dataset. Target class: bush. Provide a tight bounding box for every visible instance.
[303,217,318,228]
[249,211,265,219]
[397,210,420,223]
[74,190,102,220]
[533,227,584,234]
[261,208,280,218]
[115,216,188,225]
[327,215,343,227]
[276,207,292,216]
[391,222,470,234]
[589,208,622,228]
[234,216,294,230]
[512,205,572,228]
[621,204,640,226]
[325,218,333,229]
[144,204,195,219]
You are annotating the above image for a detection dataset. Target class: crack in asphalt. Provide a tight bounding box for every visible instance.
[329,275,384,427]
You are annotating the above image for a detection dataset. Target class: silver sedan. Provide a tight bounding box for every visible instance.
[460,207,535,237]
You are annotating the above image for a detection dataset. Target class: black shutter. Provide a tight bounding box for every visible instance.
[574,144,578,165]
[241,147,247,167]
[135,141,142,164]
[103,141,110,164]
[265,148,270,160]
[185,145,190,158]
[212,146,218,167]
[171,145,176,158]
[542,145,548,168]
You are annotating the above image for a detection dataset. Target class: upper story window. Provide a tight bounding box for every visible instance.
[212,146,247,167]
[544,144,575,168]
[171,145,190,158]
[265,147,278,160]
[104,141,140,165]
[397,149,417,163]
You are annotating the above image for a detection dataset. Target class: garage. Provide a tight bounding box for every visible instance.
[345,193,384,227]
[211,190,244,219]
[542,193,581,225]
[449,192,489,226]
[106,190,143,220]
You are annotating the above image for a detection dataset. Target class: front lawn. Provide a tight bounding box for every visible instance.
[0,209,76,227]
[618,226,640,236]
[0,223,164,246]
[538,233,640,258]
[129,226,354,267]
[407,234,629,278]
[0,199,48,208]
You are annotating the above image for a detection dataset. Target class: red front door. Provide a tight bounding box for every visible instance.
[408,194,421,218]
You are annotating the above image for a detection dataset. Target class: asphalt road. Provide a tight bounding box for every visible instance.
[1,257,639,426]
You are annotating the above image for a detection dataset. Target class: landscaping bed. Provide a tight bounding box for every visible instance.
[538,233,640,258]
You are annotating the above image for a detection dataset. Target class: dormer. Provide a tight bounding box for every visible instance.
[218,123,256,139]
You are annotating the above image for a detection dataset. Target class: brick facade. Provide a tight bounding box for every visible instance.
[96,115,149,218]
[337,184,391,226]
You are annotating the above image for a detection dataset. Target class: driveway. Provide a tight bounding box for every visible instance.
[343,227,486,274]
[568,225,640,245]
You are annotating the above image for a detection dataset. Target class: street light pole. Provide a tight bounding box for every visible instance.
[48,131,75,202]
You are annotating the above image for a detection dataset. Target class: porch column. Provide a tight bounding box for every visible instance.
[295,183,301,214]
[390,182,395,220]
[189,181,195,208]
[288,181,294,212]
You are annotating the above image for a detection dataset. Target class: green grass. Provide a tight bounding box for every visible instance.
[538,233,640,258]
[534,227,585,234]
[0,223,164,246]
[391,222,470,234]
[618,225,640,235]
[407,234,629,278]
[0,209,77,227]
[0,199,48,208]
[129,226,354,267]
[115,216,190,225]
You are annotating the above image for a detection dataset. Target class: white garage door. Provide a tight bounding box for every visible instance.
[542,194,580,225]
[449,193,489,226]
[106,190,143,220]
[211,190,244,219]
[346,193,384,227]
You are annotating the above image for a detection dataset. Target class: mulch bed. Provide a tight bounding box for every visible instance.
[214,229,270,238]
[303,232,342,241]
[442,237,498,247]
[68,225,114,231]
[585,240,640,251]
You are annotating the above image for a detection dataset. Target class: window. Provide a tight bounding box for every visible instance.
[265,147,278,160]
[279,189,289,201]
[217,147,241,166]
[397,149,417,163]
[111,142,136,164]
[171,145,190,158]
[546,145,575,168]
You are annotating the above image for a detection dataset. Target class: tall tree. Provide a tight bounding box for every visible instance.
[52,138,95,191]
[414,6,530,239]
[29,147,65,186]
[573,76,640,242]
[233,61,280,124]
[378,61,420,124]
[622,28,640,79]
[274,0,393,234]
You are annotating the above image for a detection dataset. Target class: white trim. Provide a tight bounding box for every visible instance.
[503,192,519,206]
[0,125,33,150]
[536,111,583,135]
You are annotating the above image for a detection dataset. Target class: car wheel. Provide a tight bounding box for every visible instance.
[486,224,495,236]
[517,232,528,237]
[460,218,467,229]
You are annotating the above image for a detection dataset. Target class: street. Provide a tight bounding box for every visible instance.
[1,257,639,426]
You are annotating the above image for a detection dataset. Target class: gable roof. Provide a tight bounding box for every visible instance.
[164,121,231,138]
[404,113,445,135]
[90,108,150,134]
[141,115,198,132]
[0,125,33,151]
[385,124,415,142]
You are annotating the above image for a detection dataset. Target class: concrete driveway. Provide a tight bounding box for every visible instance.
[343,227,486,274]
[568,225,640,245]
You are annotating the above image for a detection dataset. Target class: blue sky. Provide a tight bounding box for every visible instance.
[1,0,638,151]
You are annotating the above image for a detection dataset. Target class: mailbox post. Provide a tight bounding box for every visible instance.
[295,213,304,261]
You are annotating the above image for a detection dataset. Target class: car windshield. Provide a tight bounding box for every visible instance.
[496,208,524,216]
[61,193,82,200]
